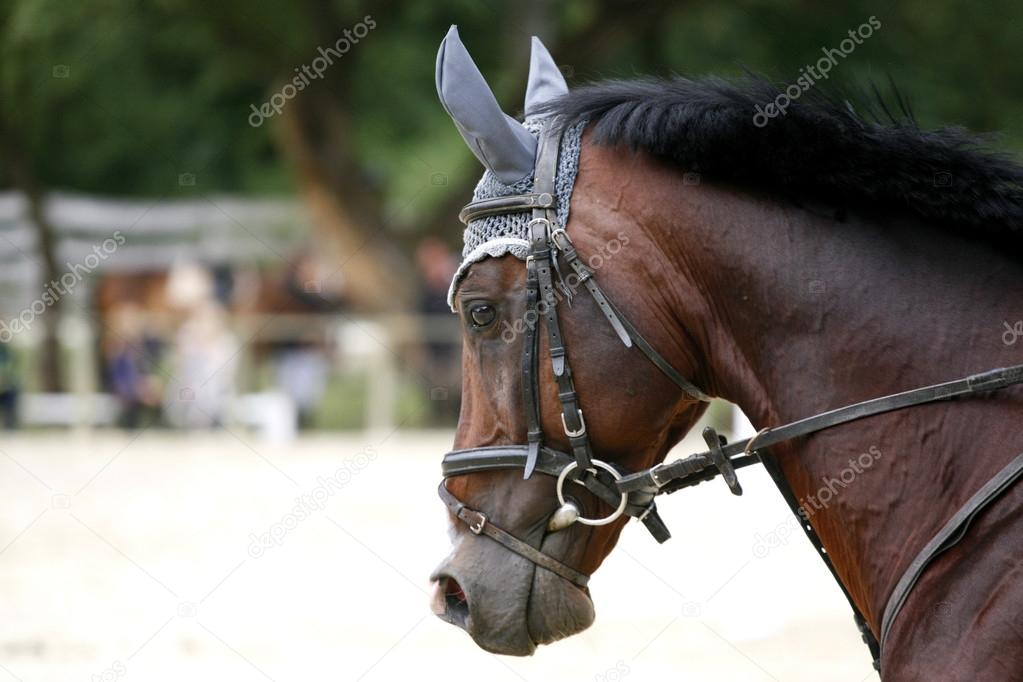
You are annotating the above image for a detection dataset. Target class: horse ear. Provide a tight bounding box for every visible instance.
[524,36,568,118]
[436,25,537,185]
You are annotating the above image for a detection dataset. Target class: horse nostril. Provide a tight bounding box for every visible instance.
[445,576,468,605]
[432,575,470,628]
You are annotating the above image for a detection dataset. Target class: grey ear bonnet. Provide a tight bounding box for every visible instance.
[524,36,569,117]
[436,26,582,310]
[446,120,585,310]
[436,26,538,185]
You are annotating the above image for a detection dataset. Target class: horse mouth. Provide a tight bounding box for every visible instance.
[430,552,595,656]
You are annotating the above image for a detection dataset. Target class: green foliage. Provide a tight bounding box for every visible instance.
[0,0,284,195]
[2,0,1022,210]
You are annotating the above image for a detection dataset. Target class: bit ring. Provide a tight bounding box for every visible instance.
[555,460,628,526]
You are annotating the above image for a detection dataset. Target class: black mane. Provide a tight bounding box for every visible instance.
[550,76,1023,238]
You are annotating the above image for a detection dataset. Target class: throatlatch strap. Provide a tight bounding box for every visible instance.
[551,236,710,403]
[603,296,712,402]
[555,238,632,347]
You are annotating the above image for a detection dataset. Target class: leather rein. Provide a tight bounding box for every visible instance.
[439,120,1023,668]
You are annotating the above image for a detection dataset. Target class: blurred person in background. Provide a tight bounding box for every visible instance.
[415,237,459,423]
[271,252,343,428]
[163,262,239,429]
[273,341,328,428]
[0,341,20,429]
[104,303,163,429]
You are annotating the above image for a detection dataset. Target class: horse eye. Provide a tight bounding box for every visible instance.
[469,304,496,328]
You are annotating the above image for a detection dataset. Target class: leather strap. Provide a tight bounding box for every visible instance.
[522,256,543,479]
[438,482,590,587]
[603,296,712,402]
[460,192,555,224]
[544,194,711,402]
[530,217,592,472]
[759,451,881,667]
[556,239,632,347]
[528,125,594,474]
[443,445,672,542]
[620,364,1023,493]
[611,364,1023,670]
[879,450,1023,659]
[443,445,571,478]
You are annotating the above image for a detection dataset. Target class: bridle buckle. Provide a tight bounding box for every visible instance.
[648,462,671,489]
[550,227,573,251]
[527,216,552,232]
[467,511,487,534]
[561,409,586,438]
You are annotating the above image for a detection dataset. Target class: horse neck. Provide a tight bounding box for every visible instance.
[647,179,1023,627]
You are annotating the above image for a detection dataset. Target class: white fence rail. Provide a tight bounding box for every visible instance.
[0,190,307,315]
[9,312,461,438]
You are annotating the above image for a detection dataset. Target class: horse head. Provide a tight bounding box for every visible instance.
[428,26,710,655]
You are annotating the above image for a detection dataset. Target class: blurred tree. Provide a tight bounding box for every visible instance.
[0,110,63,390]
[1,0,1022,329]
[1,0,286,388]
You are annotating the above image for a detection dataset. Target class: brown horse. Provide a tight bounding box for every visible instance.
[429,29,1023,680]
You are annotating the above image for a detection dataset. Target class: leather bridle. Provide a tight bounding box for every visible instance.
[439,119,1023,667]
[440,123,711,584]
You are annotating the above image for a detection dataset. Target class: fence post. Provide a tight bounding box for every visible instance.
[64,314,98,434]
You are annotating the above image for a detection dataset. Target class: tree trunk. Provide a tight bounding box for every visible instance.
[24,188,63,392]
[278,91,413,312]
[0,122,63,391]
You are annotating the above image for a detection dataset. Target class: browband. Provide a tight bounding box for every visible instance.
[459,192,556,224]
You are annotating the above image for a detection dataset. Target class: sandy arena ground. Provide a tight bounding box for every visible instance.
[0,429,879,681]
